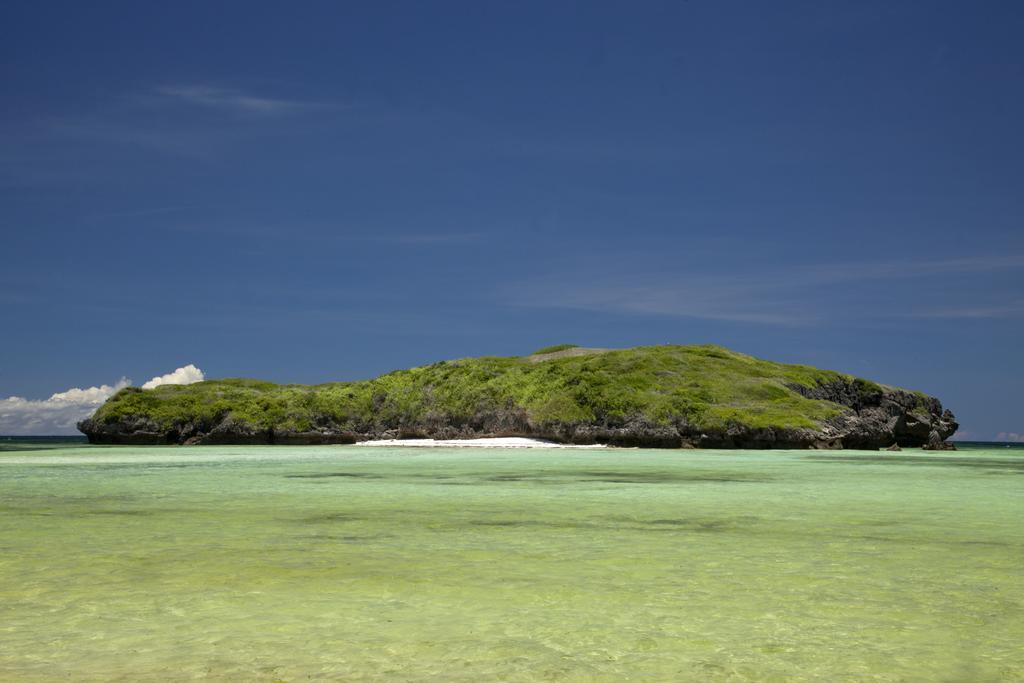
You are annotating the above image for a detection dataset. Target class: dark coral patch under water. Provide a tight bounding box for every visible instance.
[284,472,382,479]
[296,512,364,524]
[803,455,1024,471]
[476,470,771,485]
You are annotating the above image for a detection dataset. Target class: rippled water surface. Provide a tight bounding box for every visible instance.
[1,441,1022,681]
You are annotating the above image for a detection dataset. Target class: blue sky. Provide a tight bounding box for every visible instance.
[1,1,1022,438]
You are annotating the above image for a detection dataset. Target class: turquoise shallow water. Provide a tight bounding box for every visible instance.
[0,442,1021,682]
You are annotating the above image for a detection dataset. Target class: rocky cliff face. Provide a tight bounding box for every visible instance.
[79,375,957,450]
[785,379,958,450]
[509,378,955,449]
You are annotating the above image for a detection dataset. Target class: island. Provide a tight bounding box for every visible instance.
[78,344,958,450]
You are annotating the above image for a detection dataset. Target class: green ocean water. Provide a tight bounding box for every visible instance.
[1,441,1021,682]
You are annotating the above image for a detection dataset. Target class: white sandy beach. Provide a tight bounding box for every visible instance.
[353,436,607,449]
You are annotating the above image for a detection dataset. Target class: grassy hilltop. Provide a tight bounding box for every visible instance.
[81,344,956,449]
[93,345,856,432]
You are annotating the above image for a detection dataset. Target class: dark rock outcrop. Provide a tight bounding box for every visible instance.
[786,380,957,449]
[922,429,957,451]
[79,416,356,446]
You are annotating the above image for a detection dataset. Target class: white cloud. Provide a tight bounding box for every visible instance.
[996,432,1024,443]
[141,364,205,389]
[0,378,130,436]
[0,364,205,435]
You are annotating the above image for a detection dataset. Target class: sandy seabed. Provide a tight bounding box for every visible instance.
[0,442,1021,681]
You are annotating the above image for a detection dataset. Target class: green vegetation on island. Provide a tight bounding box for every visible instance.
[80,344,957,449]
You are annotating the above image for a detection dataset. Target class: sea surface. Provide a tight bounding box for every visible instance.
[1,439,1021,682]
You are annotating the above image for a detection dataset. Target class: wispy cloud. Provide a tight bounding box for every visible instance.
[948,429,976,441]
[87,205,205,222]
[504,254,1024,325]
[376,232,484,245]
[911,301,1024,319]
[39,84,336,161]
[153,85,318,114]
[801,254,1024,283]
[508,280,809,325]
[49,118,228,159]
[948,428,1024,443]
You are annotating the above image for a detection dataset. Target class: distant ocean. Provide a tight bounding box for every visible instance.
[1,440,1021,680]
